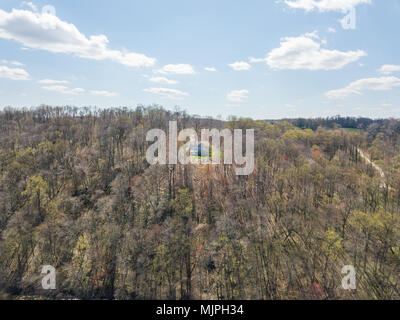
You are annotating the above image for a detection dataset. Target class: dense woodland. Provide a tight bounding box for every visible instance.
[0,106,399,300]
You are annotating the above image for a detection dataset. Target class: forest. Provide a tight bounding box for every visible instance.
[0,106,399,300]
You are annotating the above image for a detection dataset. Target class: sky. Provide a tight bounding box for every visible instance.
[0,0,400,119]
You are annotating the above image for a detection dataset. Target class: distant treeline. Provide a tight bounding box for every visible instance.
[0,106,396,131]
[286,116,383,130]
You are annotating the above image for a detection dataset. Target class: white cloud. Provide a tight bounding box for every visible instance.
[0,65,30,80]
[249,57,266,63]
[90,90,118,97]
[149,76,178,85]
[283,0,371,12]
[327,27,337,33]
[227,89,249,102]
[229,61,251,71]
[378,65,400,75]
[42,85,85,95]
[204,67,217,72]
[144,87,189,100]
[43,85,117,97]
[1,59,24,66]
[38,79,69,84]
[10,60,24,66]
[325,87,361,99]
[264,33,366,70]
[303,30,319,39]
[326,76,400,99]
[0,9,156,67]
[21,1,38,12]
[156,64,195,75]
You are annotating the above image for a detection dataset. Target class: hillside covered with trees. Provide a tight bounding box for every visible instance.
[0,106,399,300]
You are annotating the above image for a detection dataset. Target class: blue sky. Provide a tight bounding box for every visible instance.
[0,0,400,119]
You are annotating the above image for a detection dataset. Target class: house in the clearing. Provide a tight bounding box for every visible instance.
[190,142,210,158]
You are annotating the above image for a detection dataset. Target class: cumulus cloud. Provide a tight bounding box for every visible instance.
[0,65,30,80]
[41,83,117,97]
[156,64,195,75]
[249,57,266,63]
[326,76,400,99]
[1,59,24,66]
[303,30,320,39]
[283,0,371,12]
[227,89,249,102]
[42,85,85,95]
[21,1,38,12]
[204,67,217,72]
[259,33,365,70]
[11,61,24,66]
[0,9,156,67]
[229,61,251,71]
[144,87,189,100]
[90,90,118,97]
[149,77,178,85]
[38,79,69,84]
[378,65,400,75]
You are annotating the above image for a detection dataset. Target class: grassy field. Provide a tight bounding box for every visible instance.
[342,127,363,133]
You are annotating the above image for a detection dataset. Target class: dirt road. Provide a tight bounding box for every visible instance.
[357,148,389,189]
